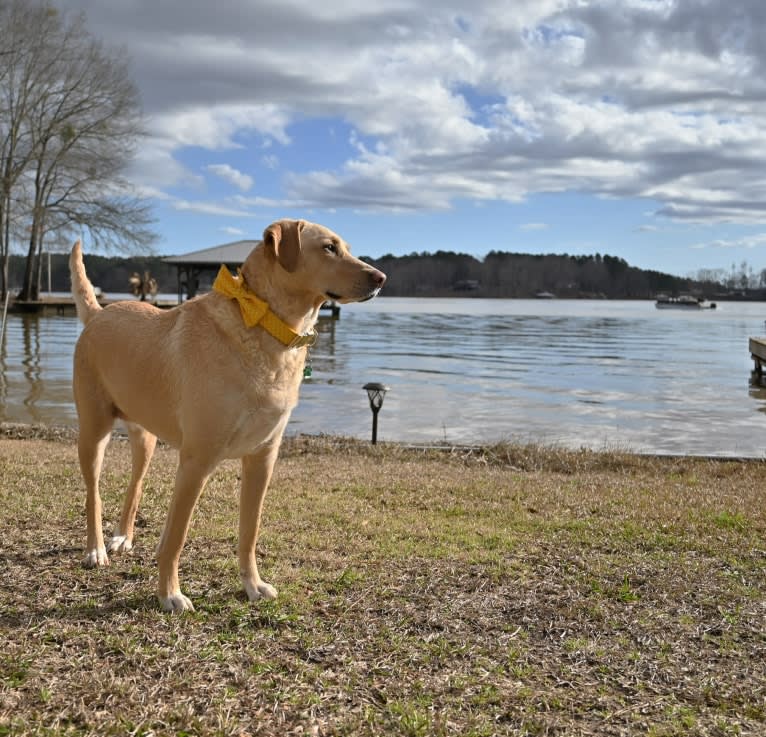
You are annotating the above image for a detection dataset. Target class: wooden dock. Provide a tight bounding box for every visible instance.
[7,295,341,318]
[749,337,766,376]
[9,296,175,316]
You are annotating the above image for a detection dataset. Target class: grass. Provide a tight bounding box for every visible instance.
[0,426,765,736]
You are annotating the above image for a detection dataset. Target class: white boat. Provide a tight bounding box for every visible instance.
[655,295,716,309]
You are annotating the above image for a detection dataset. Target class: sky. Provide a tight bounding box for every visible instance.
[57,0,766,278]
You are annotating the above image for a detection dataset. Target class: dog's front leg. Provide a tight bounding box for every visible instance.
[156,453,214,612]
[239,441,281,603]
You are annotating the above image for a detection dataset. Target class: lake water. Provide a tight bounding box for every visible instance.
[2,297,766,457]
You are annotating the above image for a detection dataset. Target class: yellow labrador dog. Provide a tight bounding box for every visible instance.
[69,219,386,612]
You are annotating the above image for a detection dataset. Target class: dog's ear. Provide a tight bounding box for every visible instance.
[263,219,304,273]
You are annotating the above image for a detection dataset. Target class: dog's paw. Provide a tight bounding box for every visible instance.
[107,534,133,554]
[159,592,195,613]
[243,578,278,603]
[82,547,109,568]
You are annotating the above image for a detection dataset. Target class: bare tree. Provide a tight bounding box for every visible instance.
[0,0,61,299]
[0,0,155,301]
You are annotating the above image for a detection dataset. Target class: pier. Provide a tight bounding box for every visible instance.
[8,295,175,317]
[749,337,766,376]
[6,295,340,318]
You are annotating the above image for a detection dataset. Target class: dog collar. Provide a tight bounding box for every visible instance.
[212,265,317,349]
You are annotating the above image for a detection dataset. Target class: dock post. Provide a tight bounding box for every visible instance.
[749,337,766,378]
[0,292,9,348]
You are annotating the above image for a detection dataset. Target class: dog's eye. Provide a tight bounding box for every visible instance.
[323,243,338,255]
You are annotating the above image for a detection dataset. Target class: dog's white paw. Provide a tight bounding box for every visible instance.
[243,578,278,603]
[82,547,109,568]
[107,534,133,554]
[159,592,195,613]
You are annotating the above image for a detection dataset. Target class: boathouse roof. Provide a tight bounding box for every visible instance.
[163,239,259,266]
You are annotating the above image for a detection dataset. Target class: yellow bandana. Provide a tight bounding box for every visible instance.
[212,265,316,349]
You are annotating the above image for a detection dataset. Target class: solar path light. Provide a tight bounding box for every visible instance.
[363,382,389,444]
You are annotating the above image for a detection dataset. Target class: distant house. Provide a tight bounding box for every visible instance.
[453,279,480,291]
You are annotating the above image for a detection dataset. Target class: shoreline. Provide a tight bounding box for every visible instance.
[3,420,765,464]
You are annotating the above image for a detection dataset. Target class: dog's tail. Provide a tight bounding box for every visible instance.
[69,240,102,325]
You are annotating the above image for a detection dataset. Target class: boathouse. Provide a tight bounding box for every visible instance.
[164,239,259,302]
[164,239,340,316]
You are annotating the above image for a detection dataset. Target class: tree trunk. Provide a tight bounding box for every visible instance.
[0,200,6,301]
[20,161,46,301]
[35,230,45,297]
[19,222,40,301]
[0,256,7,301]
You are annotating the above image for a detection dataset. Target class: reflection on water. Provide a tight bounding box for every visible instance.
[1,313,81,425]
[748,373,766,415]
[22,315,42,412]
[2,299,766,456]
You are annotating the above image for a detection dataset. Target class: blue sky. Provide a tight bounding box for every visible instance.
[62,0,766,278]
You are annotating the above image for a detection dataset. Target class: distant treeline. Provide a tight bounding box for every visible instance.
[7,253,178,295]
[4,249,749,299]
[363,251,731,299]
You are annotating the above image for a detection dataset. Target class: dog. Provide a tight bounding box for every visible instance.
[69,219,386,612]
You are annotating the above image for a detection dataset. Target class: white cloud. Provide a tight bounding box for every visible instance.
[171,199,253,217]
[66,0,766,225]
[520,222,548,231]
[151,105,290,150]
[233,194,296,209]
[261,154,279,170]
[206,164,253,192]
[220,226,246,237]
[691,234,766,250]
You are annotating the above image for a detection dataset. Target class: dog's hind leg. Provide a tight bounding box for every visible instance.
[77,412,114,568]
[239,438,281,603]
[109,423,157,554]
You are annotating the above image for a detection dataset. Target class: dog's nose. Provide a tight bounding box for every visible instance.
[371,269,386,287]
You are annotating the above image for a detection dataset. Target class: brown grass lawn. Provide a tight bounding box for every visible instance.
[0,426,764,736]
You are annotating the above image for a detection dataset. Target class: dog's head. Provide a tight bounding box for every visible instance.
[261,219,386,304]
